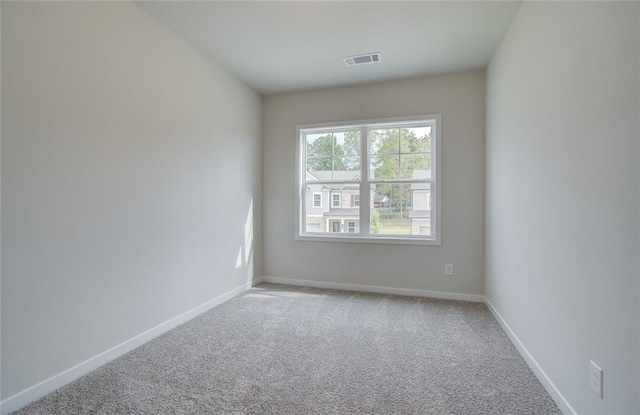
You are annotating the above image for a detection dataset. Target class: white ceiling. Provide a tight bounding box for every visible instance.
[135,1,521,95]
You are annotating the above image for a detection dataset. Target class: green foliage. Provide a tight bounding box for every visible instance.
[306,131,362,172]
[371,210,381,234]
[307,134,345,171]
[342,131,361,156]
[306,128,431,218]
[370,128,431,216]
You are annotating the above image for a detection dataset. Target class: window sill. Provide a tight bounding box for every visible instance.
[296,233,441,246]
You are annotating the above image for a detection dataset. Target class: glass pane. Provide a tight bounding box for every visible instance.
[409,182,432,237]
[400,126,432,153]
[333,156,361,180]
[307,157,361,181]
[370,154,400,180]
[305,184,360,234]
[305,131,362,182]
[370,183,413,235]
[334,131,361,156]
[306,157,333,179]
[369,129,399,155]
[306,133,334,158]
[400,154,431,179]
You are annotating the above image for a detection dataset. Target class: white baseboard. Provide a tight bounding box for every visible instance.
[1,278,263,415]
[2,278,573,415]
[259,277,574,413]
[484,298,576,415]
[259,276,485,303]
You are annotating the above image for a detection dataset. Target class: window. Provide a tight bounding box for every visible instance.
[296,115,441,245]
[331,193,341,208]
[313,192,322,208]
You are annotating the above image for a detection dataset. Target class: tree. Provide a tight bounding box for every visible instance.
[307,132,362,172]
[370,128,431,218]
[371,210,381,233]
[307,134,346,171]
[342,131,361,156]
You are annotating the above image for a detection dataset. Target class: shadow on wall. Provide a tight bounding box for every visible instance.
[236,198,254,283]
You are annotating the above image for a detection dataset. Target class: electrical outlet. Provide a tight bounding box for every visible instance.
[445,264,454,276]
[589,361,603,398]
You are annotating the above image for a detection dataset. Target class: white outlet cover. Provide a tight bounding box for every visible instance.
[445,264,454,276]
[589,360,603,398]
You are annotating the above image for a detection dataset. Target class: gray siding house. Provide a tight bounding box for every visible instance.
[305,171,361,233]
[409,169,431,236]
[306,169,431,236]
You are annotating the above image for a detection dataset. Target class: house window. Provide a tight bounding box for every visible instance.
[331,193,341,208]
[296,115,441,245]
[313,193,322,208]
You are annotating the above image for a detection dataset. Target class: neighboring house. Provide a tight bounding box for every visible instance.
[409,169,431,236]
[305,171,362,233]
[306,169,431,235]
[373,194,389,208]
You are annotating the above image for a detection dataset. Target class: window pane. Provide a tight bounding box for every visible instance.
[399,126,432,153]
[305,183,360,233]
[369,129,399,154]
[313,193,322,208]
[370,183,413,235]
[409,182,432,237]
[331,193,341,207]
[400,154,431,179]
[300,116,438,242]
[306,133,334,158]
[334,131,361,156]
[334,156,361,179]
[370,154,400,180]
[307,156,332,172]
[306,131,361,181]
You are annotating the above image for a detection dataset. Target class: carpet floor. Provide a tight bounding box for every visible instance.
[14,283,560,414]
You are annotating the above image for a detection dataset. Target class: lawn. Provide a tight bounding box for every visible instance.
[377,217,412,235]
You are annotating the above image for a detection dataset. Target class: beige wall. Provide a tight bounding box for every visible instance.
[1,2,261,400]
[263,71,485,295]
[486,2,639,413]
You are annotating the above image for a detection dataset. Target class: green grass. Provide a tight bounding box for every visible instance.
[377,217,411,235]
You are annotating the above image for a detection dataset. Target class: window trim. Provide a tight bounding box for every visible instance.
[331,192,341,208]
[295,114,442,246]
[312,192,322,208]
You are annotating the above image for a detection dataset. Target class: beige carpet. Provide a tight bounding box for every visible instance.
[14,283,560,414]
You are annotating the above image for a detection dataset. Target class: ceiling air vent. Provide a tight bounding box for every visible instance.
[343,52,381,67]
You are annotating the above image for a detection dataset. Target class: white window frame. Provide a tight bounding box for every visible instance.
[347,221,356,233]
[312,192,322,208]
[295,114,441,246]
[331,193,341,208]
[353,194,360,207]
